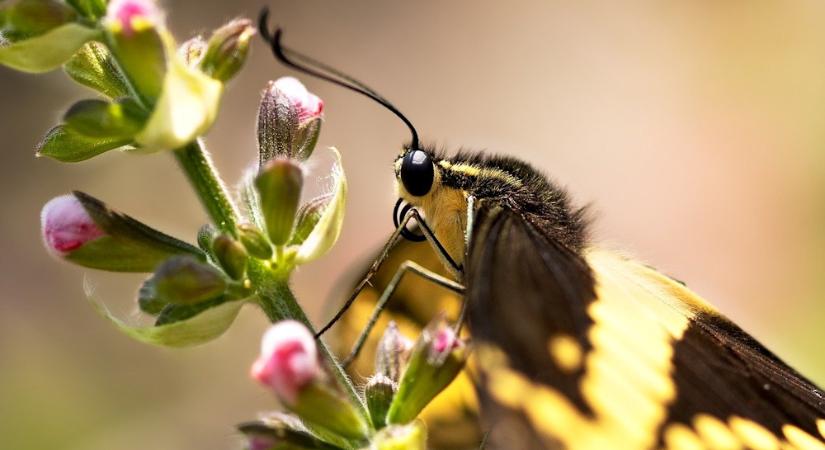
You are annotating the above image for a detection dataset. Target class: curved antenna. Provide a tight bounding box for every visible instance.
[258,8,420,149]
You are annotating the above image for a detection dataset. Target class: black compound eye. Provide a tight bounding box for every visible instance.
[400,150,434,197]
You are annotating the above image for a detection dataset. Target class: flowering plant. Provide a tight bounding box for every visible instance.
[5,1,468,448]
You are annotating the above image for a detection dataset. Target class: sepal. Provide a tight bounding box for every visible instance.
[36,124,133,162]
[288,194,330,246]
[63,41,130,99]
[385,317,467,425]
[294,148,346,264]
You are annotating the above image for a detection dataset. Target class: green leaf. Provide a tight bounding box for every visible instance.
[133,35,223,151]
[87,280,246,347]
[65,0,106,20]
[295,148,346,264]
[63,98,146,139]
[36,124,133,162]
[0,22,99,73]
[64,42,131,98]
[1,0,77,41]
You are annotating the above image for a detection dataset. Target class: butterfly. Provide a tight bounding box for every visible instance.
[259,11,825,449]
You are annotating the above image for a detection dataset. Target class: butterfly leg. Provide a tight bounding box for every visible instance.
[454,195,477,334]
[315,206,461,339]
[341,260,464,367]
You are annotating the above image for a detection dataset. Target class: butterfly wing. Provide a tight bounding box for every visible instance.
[466,201,825,449]
[465,201,598,449]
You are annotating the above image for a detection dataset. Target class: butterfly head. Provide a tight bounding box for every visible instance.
[395,146,437,202]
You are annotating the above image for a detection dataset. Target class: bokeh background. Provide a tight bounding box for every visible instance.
[2,1,825,449]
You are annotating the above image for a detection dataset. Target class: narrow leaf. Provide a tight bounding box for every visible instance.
[36,124,132,162]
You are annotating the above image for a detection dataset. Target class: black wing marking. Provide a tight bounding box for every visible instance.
[465,201,597,448]
[660,309,825,444]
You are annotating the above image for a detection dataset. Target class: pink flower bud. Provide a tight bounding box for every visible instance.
[251,320,320,405]
[433,326,458,355]
[273,77,324,123]
[41,194,104,256]
[105,0,162,36]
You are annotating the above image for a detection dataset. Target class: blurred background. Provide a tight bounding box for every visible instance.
[3,0,825,449]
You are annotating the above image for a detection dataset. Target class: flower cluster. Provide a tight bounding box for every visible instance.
[243,318,467,449]
[11,1,471,448]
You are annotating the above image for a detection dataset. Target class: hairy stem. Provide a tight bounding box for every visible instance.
[174,140,240,236]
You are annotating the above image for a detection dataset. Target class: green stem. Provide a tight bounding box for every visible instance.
[248,260,370,425]
[174,140,240,235]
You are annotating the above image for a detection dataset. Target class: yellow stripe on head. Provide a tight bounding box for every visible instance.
[438,160,524,188]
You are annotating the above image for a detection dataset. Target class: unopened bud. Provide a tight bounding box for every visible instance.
[238,224,272,260]
[200,18,254,82]
[255,158,303,246]
[386,317,467,425]
[212,234,247,280]
[41,193,105,256]
[257,77,323,163]
[40,192,204,272]
[375,321,414,383]
[251,321,321,405]
[251,321,369,441]
[365,374,397,429]
[103,0,166,104]
[152,256,226,305]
